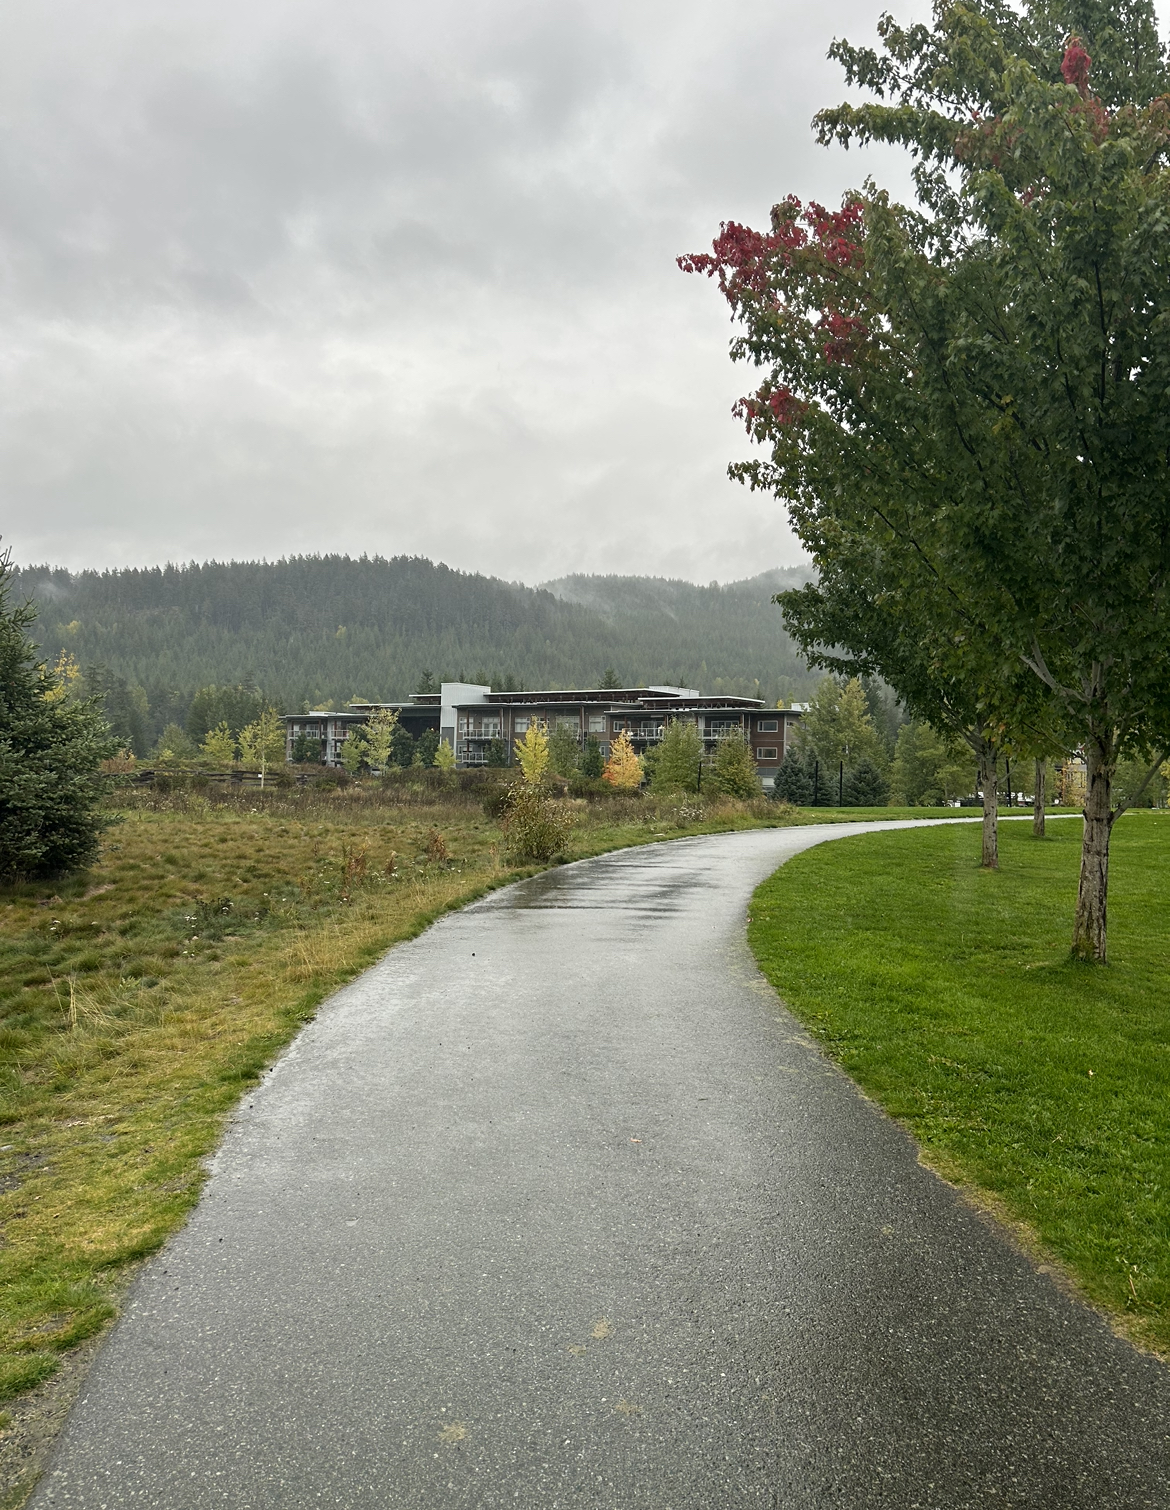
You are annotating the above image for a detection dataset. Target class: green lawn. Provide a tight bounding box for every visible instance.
[748,811,1170,1356]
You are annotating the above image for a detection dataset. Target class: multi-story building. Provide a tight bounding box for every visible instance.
[283,684,803,787]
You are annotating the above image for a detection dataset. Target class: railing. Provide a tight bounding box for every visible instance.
[614,727,664,742]
[702,726,745,740]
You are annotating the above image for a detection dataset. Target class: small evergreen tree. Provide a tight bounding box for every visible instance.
[433,740,456,772]
[486,737,508,767]
[415,728,439,767]
[600,667,622,689]
[153,723,199,762]
[773,753,813,804]
[842,759,889,808]
[651,719,702,793]
[579,735,604,778]
[0,556,116,879]
[708,731,761,799]
[390,724,415,767]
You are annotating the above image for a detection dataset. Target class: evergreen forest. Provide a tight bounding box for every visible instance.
[10,555,818,754]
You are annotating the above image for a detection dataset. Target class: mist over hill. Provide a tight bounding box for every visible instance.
[10,554,819,752]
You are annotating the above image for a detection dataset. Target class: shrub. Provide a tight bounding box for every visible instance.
[501,784,575,862]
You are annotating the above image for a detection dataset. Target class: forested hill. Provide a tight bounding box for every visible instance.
[11,554,817,752]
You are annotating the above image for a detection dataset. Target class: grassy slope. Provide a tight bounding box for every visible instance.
[748,812,1170,1354]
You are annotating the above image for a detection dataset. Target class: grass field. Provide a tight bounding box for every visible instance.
[2,779,951,1421]
[0,785,1053,1502]
[748,811,1170,1355]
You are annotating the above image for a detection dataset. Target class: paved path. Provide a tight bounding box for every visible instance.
[34,824,1170,1507]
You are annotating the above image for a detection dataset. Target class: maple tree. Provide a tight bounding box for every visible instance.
[682,0,1170,959]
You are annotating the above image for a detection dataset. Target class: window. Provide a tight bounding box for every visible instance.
[514,717,529,734]
[557,716,579,731]
[756,747,778,760]
[612,719,626,732]
[758,719,778,732]
[587,715,606,733]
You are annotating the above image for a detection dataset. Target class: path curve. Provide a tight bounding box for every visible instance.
[33,822,1170,1507]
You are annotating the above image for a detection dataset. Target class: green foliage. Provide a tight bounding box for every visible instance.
[796,677,884,771]
[186,685,263,742]
[708,731,761,799]
[237,708,284,780]
[651,719,703,793]
[579,735,604,779]
[12,558,821,746]
[547,724,580,778]
[0,556,116,879]
[414,729,439,768]
[841,758,888,808]
[889,722,976,807]
[389,725,415,768]
[433,741,456,773]
[500,783,575,862]
[773,754,813,804]
[486,738,508,768]
[339,730,368,776]
[153,723,199,762]
[200,723,237,766]
[362,709,400,773]
[290,732,322,764]
[600,667,622,689]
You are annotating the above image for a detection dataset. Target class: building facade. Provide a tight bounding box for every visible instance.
[284,684,802,787]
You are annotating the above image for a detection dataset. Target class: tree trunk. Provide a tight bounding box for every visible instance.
[1071,735,1115,963]
[978,741,998,869]
[1032,758,1045,838]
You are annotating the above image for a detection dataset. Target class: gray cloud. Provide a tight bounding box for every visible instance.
[1,0,938,580]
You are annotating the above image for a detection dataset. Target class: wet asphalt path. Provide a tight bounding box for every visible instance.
[34,823,1170,1508]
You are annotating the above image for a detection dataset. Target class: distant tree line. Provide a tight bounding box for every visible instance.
[10,555,822,755]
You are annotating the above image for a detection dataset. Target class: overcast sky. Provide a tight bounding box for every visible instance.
[2,0,954,582]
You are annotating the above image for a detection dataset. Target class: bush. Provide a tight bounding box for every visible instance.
[481,783,512,820]
[501,784,576,862]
